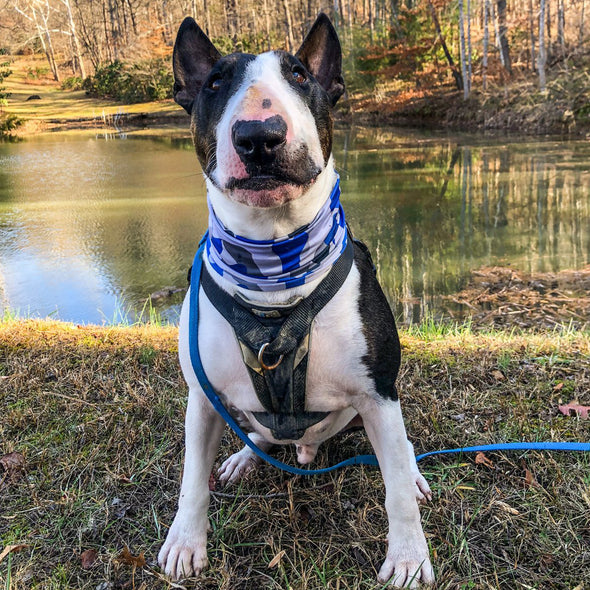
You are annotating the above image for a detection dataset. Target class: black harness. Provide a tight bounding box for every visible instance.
[198,237,354,440]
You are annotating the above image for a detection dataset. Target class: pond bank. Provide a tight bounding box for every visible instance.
[4,52,590,138]
[1,319,589,589]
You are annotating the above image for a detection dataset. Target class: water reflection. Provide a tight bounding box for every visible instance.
[0,130,588,325]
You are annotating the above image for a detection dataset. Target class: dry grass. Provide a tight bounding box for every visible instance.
[1,319,589,590]
[3,55,180,135]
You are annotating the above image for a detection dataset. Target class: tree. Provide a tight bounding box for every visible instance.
[59,0,86,78]
[458,0,469,98]
[427,0,464,91]
[496,0,512,73]
[14,0,61,81]
[482,0,490,89]
[538,0,547,90]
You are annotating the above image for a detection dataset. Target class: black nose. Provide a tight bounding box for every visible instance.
[231,115,287,166]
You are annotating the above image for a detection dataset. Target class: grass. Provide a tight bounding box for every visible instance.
[1,319,589,589]
[2,55,180,134]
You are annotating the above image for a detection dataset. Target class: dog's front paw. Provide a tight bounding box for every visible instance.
[377,537,434,588]
[218,447,261,485]
[158,517,208,580]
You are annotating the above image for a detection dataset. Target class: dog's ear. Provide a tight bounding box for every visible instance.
[173,17,221,113]
[295,13,345,107]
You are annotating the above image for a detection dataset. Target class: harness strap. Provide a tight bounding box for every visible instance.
[199,236,354,439]
[188,236,590,475]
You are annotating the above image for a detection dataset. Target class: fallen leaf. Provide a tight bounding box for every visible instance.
[116,547,146,568]
[494,500,520,515]
[0,452,26,484]
[523,467,541,489]
[491,370,505,381]
[558,402,590,419]
[475,451,494,468]
[208,473,216,491]
[0,544,28,564]
[80,549,98,569]
[0,452,26,473]
[268,549,286,568]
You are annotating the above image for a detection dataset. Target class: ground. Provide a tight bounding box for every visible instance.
[1,320,589,589]
[2,55,590,137]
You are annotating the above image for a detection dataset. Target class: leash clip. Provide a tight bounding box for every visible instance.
[258,342,284,371]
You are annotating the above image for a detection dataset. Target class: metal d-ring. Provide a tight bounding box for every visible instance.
[257,342,284,371]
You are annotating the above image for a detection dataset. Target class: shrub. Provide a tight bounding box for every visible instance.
[0,59,12,108]
[83,58,173,103]
[61,76,84,90]
[26,66,50,79]
[0,113,23,137]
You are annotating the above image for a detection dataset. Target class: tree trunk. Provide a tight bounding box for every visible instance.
[467,0,472,93]
[580,0,586,47]
[427,0,463,90]
[263,0,271,51]
[496,0,512,73]
[368,0,374,44]
[282,0,295,52]
[557,0,565,54]
[36,1,60,81]
[529,0,536,71]
[483,0,490,90]
[458,0,469,98]
[538,0,547,90]
[203,0,212,36]
[62,0,86,78]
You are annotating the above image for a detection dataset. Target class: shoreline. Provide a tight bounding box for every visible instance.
[4,89,590,140]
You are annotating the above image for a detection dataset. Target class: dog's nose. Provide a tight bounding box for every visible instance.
[232,115,287,165]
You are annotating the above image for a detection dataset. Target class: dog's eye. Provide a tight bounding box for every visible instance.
[292,67,307,85]
[207,74,222,91]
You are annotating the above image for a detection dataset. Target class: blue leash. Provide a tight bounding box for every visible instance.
[188,239,590,476]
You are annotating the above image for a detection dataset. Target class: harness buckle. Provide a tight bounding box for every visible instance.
[257,342,284,371]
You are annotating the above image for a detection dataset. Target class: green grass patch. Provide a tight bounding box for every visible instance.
[1,320,589,589]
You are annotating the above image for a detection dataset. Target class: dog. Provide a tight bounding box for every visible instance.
[158,14,434,588]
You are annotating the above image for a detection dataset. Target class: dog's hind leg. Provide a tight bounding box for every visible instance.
[217,432,273,485]
[356,397,435,588]
[158,386,225,580]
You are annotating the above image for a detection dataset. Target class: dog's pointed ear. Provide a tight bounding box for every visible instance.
[173,17,221,113]
[295,13,345,107]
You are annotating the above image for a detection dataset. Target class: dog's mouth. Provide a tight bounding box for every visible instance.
[225,172,315,192]
[225,165,321,192]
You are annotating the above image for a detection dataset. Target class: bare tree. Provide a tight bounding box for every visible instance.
[483,0,490,89]
[14,0,60,80]
[529,0,536,70]
[427,0,464,90]
[59,0,86,77]
[496,0,512,73]
[538,0,547,90]
[459,0,469,98]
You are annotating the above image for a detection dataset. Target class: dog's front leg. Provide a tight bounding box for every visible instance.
[358,397,435,588]
[158,387,225,579]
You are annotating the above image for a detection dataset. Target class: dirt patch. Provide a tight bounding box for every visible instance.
[442,265,590,330]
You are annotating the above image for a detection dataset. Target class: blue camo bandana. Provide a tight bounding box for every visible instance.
[205,177,347,291]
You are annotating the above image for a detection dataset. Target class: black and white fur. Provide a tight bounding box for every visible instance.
[158,15,435,588]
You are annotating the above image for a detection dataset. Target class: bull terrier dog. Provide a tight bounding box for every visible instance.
[158,13,434,588]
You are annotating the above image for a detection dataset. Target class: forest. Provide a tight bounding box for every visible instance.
[0,0,589,132]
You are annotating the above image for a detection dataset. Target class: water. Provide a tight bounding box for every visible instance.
[0,128,588,325]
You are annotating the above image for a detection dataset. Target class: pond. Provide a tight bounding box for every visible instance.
[0,128,589,325]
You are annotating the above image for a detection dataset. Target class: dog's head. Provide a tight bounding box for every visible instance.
[172,14,344,208]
